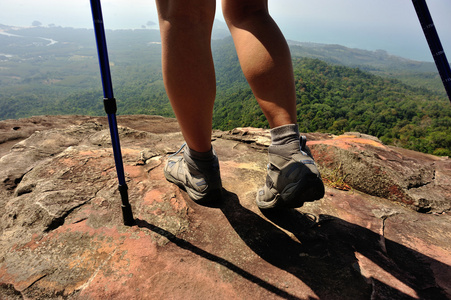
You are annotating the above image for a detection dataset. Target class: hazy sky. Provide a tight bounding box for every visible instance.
[0,0,450,62]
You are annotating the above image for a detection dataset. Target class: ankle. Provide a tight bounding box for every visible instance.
[185,145,215,162]
[270,124,299,146]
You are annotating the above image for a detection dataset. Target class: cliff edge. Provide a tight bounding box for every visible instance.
[0,115,450,299]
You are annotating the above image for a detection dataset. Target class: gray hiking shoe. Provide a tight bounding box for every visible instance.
[164,143,222,202]
[256,136,325,209]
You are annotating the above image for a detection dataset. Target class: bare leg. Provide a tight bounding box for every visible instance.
[222,0,297,128]
[156,0,216,152]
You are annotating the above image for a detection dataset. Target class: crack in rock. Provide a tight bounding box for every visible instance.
[44,200,91,232]
[43,189,101,232]
[372,209,400,254]
[22,274,48,292]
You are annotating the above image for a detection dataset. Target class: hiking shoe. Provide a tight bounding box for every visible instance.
[164,143,222,202]
[256,136,325,209]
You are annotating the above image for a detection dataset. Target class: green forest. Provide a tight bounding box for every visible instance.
[213,56,450,156]
[0,26,450,156]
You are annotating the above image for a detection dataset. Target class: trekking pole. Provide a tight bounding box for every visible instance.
[90,0,135,226]
[412,0,451,103]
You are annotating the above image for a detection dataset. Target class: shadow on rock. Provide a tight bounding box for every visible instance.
[134,218,302,300]
[220,189,449,300]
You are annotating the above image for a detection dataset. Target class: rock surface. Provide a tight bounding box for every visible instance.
[0,115,450,300]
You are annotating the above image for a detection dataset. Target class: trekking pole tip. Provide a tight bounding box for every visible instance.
[119,184,135,226]
[122,204,135,226]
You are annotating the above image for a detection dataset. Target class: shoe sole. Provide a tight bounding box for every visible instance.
[256,175,325,209]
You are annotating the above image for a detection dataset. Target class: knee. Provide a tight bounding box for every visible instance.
[222,1,269,27]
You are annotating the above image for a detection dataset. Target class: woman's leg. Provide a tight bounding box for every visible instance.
[222,0,297,128]
[222,0,324,208]
[158,1,222,203]
[156,0,216,152]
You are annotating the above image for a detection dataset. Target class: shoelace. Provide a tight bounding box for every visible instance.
[169,143,187,157]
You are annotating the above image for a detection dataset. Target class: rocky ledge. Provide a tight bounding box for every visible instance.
[0,115,450,299]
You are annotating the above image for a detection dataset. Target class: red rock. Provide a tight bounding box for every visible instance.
[0,116,450,299]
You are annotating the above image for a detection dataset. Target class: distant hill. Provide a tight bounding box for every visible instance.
[0,24,449,155]
[288,40,436,72]
[287,41,444,95]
